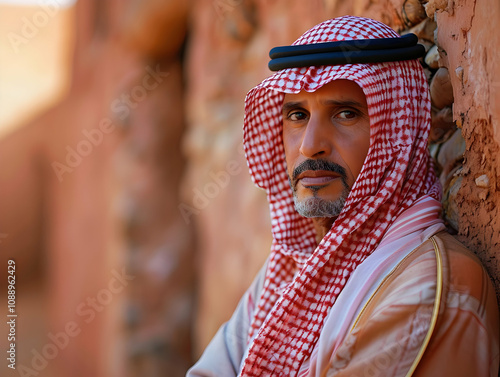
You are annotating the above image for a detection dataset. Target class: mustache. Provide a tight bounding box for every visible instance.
[290,159,347,187]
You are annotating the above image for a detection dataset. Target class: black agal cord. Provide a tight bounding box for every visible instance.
[268,33,425,71]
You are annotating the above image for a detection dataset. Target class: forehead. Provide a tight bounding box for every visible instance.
[282,79,367,106]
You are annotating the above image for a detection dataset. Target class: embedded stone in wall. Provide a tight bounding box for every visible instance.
[430,67,454,109]
[430,106,454,142]
[402,0,427,27]
[425,44,440,69]
[442,174,463,231]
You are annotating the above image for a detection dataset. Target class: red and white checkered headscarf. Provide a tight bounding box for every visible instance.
[240,16,441,376]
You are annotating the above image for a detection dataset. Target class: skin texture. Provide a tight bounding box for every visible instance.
[282,79,371,243]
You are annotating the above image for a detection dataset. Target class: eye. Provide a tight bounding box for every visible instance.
[287,110,308,121]
[336,109,358,119]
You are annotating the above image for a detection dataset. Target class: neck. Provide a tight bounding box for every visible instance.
[312,217,336,245]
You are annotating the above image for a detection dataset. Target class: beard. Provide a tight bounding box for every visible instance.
[288,159,351,218]
[292,188,349,218]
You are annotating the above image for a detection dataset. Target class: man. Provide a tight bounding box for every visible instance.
[187,16,499,377]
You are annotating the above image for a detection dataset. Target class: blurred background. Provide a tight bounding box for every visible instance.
[0,0,499,376]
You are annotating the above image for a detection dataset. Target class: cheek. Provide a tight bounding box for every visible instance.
[282,130,299,174]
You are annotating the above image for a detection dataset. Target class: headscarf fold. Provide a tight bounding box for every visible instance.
[240,16,441,376]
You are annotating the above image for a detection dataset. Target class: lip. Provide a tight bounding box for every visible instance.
[296,170,340,187]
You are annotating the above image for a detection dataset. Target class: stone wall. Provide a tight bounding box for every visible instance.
[433,0,500,302]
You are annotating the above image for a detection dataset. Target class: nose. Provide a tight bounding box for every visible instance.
[299,115,332,158]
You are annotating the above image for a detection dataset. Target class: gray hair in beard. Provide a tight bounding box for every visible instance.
[288,159,351,218]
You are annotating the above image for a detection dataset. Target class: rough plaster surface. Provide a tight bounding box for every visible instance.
[436,0,500,302]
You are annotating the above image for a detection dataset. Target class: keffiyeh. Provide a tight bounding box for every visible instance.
[240,16,441,376]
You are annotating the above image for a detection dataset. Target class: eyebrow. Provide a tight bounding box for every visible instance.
[282,101,303,114]
[281,99,366,113]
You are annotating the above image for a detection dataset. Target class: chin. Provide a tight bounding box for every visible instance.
[293,195,346,218]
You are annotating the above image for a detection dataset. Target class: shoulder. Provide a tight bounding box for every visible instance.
[374,230,495,301]
[365,230,498,322]
[404,230,497,316]
[330,231,499,376]
[431,231,491,295]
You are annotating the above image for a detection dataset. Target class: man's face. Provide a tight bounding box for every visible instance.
[282,79,370,218]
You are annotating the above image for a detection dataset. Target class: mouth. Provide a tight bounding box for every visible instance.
[296,170,341,187]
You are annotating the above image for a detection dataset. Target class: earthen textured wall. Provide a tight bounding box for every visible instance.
[434,0,500,301]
